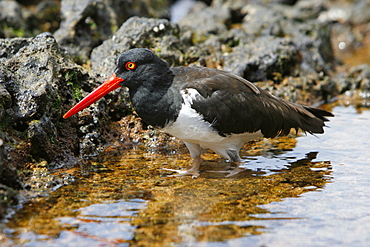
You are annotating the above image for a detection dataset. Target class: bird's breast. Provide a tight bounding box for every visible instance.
[162,102,223,143]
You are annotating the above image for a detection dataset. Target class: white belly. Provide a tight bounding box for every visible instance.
[162,102,263,155]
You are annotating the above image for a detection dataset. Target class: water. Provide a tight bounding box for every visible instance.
[229,105,370,246]
[2,103,370,246]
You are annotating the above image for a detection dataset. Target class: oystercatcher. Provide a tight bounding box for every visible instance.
[64,48,333,178]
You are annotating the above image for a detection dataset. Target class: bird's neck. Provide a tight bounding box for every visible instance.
[129,72,182,128]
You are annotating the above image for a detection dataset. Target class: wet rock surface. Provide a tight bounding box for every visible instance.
[0,0,369,222]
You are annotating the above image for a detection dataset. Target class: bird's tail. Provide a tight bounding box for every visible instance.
[295,105,334,134]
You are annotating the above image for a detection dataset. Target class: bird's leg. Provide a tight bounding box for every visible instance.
[210,149,246,177]
[224,161,245,177]
[162,156,202,178]
[162,142,203,178]
[211,161,245,177]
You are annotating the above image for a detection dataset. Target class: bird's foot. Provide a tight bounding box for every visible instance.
[209,167,246,177]
[162,168,200,179]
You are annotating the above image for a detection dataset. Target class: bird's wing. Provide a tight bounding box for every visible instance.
[172,66,332,138]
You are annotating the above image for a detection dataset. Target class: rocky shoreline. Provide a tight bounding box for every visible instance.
[1,0,370,218]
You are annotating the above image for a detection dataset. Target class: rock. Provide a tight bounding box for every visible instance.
[0,84,12,121]
[348,64,370,91]
[0,32,136,170]
[240,3,334,75]
[5,33,64,121]
[54,0,172,64]
[175,1,334,81]
[0,33,86,167]
[241,4,287,37]
[348,0,370,25]
[3,0,368,226]
[0,136,21,190]
[91,16,183,78]
[0,37,32,60]
[0,184,18,219]
[28,116,58,162]
[179,2,231,36]
[287,20,333,74]
[0,0,61,38]
[0,0,27,38]
[223,36,300,82]
[34,0,61,34]
[284,0,327,21]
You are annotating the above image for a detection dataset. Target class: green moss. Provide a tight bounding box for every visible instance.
[192,33,208,45]
[0,111,11,131]
[228,38,239,48]
[50,136,59,145]
[144,39,152,47]
[1,23,26,37]
[52,95,62,111]
[64,70,82,101]
[110,24,118,34]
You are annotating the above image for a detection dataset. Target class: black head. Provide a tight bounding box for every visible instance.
[114,48,173,90]
[63,48,174,119]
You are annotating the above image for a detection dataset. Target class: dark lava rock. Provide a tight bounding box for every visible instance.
[0,37,32,59]
[0,32,115,170]
[0,0,27,38]
[0,137,21,190]
[240,3,333,76]
[0,136,20,219]
[0,0,61,38]
[177,1,334,84]
[91,16,183,78]
[179,2,231,36]
[0,33,78,167]
[348,64,370,92]
[0,32,134,214]
[28,116,58,163]
[222,36,300,82]
[0,183,18,219]
[54,0,172,64]
[0,84,12,121]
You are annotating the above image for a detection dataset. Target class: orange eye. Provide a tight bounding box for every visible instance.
[125,62,137,70]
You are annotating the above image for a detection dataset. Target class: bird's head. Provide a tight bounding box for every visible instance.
[63,48,171,119]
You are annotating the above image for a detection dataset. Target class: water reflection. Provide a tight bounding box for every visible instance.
[57,200,147,246]
[5,137,332,246]
[130,152,331,246]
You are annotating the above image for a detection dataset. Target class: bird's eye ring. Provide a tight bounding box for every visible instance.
[125,62,137,70]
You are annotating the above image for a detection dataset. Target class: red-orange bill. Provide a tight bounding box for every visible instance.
[63,74,124,119]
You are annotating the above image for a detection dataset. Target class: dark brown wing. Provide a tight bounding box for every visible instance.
[172,66,333,138]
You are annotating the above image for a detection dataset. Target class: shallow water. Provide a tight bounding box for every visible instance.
[3,103,370,246]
